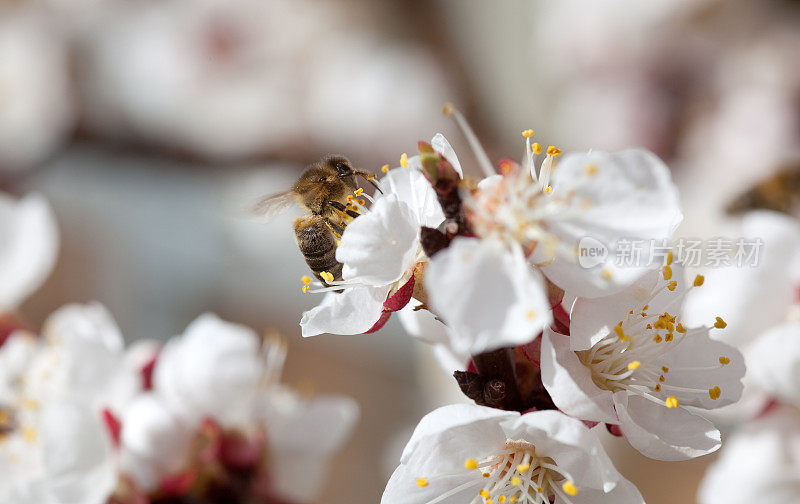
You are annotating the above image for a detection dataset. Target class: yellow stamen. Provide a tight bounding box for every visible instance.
[546,145,562,156]
[301,285,310,294]
[719,356,730,365]
[531,142,542,154]
[693,274,704,287]
[665,396,679,408]
[442,103,454,116]
[709,386,721,400]
[400,153,408,168]
[416,477,428,487]
[562,481,578,496]
[511,477,521,486]
[544,186,553,194]
[714,317,727,329]
[662,366,670,373]
[301,276,312,285]
[465,458,478,470]
[654,384,662,392]
[667,251,674,265]
[320,271,334,283]
[522,129,534,138]
[381,164,389,173]
[627,361,641,370]
[499,497,506,503]
[516,463,530,473]
[662,265,672,280]
[483,472,491,478]
[676,323,686,333]
[667,280,677,291]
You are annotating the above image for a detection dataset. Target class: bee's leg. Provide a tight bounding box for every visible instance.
[355,170,383,194]
[325,218,345,237]
[327,200,360,218]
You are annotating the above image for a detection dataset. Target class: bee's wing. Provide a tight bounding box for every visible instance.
[247,191,298,222]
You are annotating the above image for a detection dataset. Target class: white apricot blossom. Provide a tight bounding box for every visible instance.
[0,303,134,504]
[0,192,58,312]
[121,313,358,502]
[300,134,453,337]
[465,140,682,298]
[541,262,745,460]
[382,404,644,504]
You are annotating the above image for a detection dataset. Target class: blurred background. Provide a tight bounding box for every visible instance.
[2,0,799,502]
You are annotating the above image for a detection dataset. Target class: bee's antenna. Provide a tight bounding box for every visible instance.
[356,170,384,194]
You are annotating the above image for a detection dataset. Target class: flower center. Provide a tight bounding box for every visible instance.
[416,440,579,504]
[578,266,729,409]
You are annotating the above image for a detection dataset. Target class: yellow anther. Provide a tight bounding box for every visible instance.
[709,386,721,400]
[659,375,666,383]
[510,497,517,503]
[531,142,542,154]
[653,335,662,343]
[381,164,389,173]
[584,164,597,176]
[522,129,535,138]
[562,481,579,496]
[654,383,662,392]
[614,325,629,341]
[676,323,686,333]
[465,458,478,470]
[662,265,673,280]
[694,274,705,287]
[499,496,506,503]
[483,472,491,478]
[354,187,364,196]
[667,281,677,291]
[480,490,490,498]
[301,285,310,294]
[320,271,334,283]
[442,103,454,116]
[357,198,366,206]
[346,194,354,202]
[416,478,428,487]
[662,366,670,373]
[627,361,641,370]
[665,396,679,408]
[511,477,521,486]
[714,317,727,329]
[665,333,673,342]
[667,251,674,265]
[301,276,312,285]
[719,356,730,365]
[400,153,408,168]
[516,463,530,473]
[546,145,562,156]
[22,427,36,442]
[544,186,553,194]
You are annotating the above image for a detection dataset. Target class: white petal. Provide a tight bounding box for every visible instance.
[154,313,263,427]
[43,302,124,353]
[660,326,745,409]
[382,463,472,504]
[569,268,661,350]
[396,298,451,346]
[430,133,463,178]
[698,407,800,504]
[539,328,618,424]
[263,389,359,503]
[400,404,514,476]
[500,410,622,492]
[541,149,682,298]
[748,322,800,406]
[338,194,419,286]
[614,391,720,461]
[0,193,58,311]
[379,167,445,229]
[119,394,192,491]
[38,401,116,504]
[683,210,800,350]
[425,238,551,355]
[300,284,390,337]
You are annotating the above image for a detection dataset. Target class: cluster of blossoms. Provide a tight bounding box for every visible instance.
[296,106,748,503]
[0,192,357,504]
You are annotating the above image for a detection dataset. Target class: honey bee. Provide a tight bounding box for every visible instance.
[252,155,380,286]
[726,163,800,217]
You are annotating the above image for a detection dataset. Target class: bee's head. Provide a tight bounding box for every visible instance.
[324,155,355,178]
